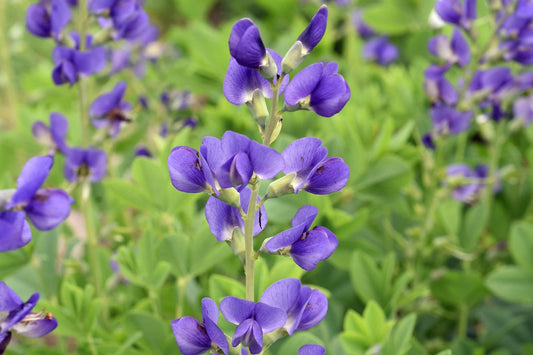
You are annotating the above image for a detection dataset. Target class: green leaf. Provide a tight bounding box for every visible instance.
[103,178,155,212]
[356,155,413,196]
[430,270,487,307]
[129,312,170,354]
[364,301,388,343]
[437,199,462,237]
[381,314,417,355]
[509,222,533,275]
[486,266,533,303]
[363,2,417,35]
[459,203,487,251]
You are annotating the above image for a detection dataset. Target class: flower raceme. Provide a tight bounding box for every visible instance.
[0,282,58,353]
[26,0,71,40]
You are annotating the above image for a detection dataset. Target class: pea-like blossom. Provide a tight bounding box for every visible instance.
[281,137,350,195]
[52,34,106,85]
[445,164,490,202]
[0,282,58,353]
[296,5,328,55]
[513,94,533,126]
[428,28,471,67]
[64,148,107,183]
[424,65,459,105]
[90,0,151,41]
[201,131,284,191]
[32,112,69,154]
[205,188,267,242]
[264,205,337,270]
[220,296,286,354]
[229,18,268,69]
[362,36,399,66]
[284,62,350,117]
[224,49,288,106]
[299,344,326,355]
[89,81,132,137]
[259,278,328,336]
[434,0,476,29]
[2,156,74,236]
[430,105,472,135]
[0,212,32,252]
[26,0,71,40]
[171,298,229,355]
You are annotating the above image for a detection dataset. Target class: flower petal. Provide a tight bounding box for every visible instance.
[205,197,243,242]
[220,297,255,325]
[305,157,350,195]
[168,146,209,193]
[7,156,53,209]
[259,278,301,312]
[284,63,324,106]
[254,302,287,333]
[171,317,211,355]
[25,189,74,231]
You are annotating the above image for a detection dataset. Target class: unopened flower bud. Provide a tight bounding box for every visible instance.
[246,89,269,131]
[282,41,306,75]
[216,187,241,208]
[258,51,278,81]
[265,173,296,199]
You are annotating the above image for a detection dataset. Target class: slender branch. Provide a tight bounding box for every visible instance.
[77,0,90,146]
[0,0,17,130]
[244,182,259,301]
[263,78,282,146]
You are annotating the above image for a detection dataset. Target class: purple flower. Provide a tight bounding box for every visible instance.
[0,282,58,352]
[428,28,470,67]
[0,212,31,252]
[281,137,350,195]
[296,5,328,55]
[110,0,151,41]
[90,81,132,137]
[435,0,476,29]
[200,131,284,191]
[26,0,71,40]
[299,344,326,355]
[284,62,350,117]
[467,67,515,102]
[513,94,533,126]
[220,297,286,354]
[171,298,229,355]
[424,65,459,105]
[259,278,328,335]
[362,36,399,66]
[229,19,267,69]
[445,164,489,202]
[224,49,288,105]
[264,205,337,270]
[4,156,74,232]
[32,112,69,154]
[205,188,267,242]
[64,148,107,183]
[351,9,376,39]
[168,146,218,194]
[135,145,152,158]
[52,36,106,85]
[431,105,472,135]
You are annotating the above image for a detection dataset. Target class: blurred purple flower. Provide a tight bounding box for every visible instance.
[362,36,399,66]
[32,112,69,154]
[284,62,350,117]
[52,34,106,85]
[424,65,459,105]
[428,28,471,67]
[220,296,286,354]
[171,298,229,355]
[299,344,326,355]
[445,164,490,202]
[281,137,350,194]
[90,81,132,137]
[135,145,152,158]
[351,9,375,39]
[435,0,476,29]
[64,148,107,183]
[26,0,71,40]
[265,205,337,270]
[260,278,328,335]
[431,105,472,135]
[205,187,267,242]
[0,282,58,353]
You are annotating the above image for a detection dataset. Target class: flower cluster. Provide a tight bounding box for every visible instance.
[352,9,399,66]
[168,5,349,353]
[422,0,533,202]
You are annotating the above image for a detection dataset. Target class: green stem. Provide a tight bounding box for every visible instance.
[263,81,281,146]
[457,304,469,339]
[81,181,102,297]
[148,288,161,317]
[87,333,98,355]
[176,276,188,317]
[77,0,90,146]
[244,182,259,301]
[0,0,17,130]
